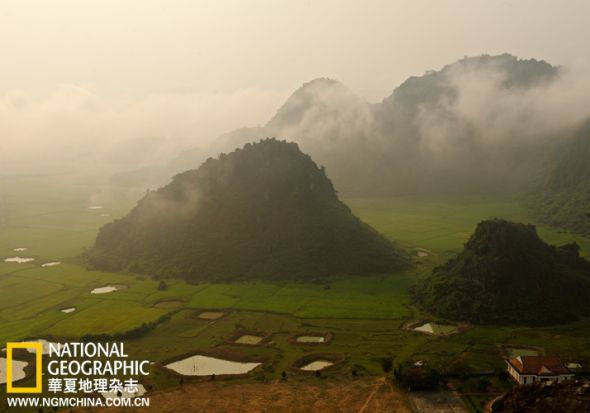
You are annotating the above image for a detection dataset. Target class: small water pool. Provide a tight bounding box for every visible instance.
[165,355,260,376]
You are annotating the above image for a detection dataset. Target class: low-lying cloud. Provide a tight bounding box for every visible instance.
[0,85,284,174]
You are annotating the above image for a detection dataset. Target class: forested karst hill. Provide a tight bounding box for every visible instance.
[532,121,590,236]
[414,219,590,325]
[89,139,409,280]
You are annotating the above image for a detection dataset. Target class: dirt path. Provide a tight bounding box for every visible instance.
[358,377,386,413]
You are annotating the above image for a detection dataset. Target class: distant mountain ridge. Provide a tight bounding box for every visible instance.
[89,139,410,281]
[113,53,570,197]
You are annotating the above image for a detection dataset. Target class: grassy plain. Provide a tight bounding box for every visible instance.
[2,174,590,412]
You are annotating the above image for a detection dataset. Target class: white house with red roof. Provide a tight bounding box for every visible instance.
[506,356,574,385]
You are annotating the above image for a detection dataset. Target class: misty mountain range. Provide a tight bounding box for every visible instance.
[111,53,590,233]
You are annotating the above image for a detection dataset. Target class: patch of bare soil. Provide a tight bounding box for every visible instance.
[81,377,412,413]
[408,390,468,413]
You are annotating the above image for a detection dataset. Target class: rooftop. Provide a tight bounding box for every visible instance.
[507,356,571,376]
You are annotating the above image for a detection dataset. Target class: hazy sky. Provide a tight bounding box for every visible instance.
[1,0,589,171]
[2,0,589,101]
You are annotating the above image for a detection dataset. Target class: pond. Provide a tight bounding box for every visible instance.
[165,355,261,376]
[13,247,27,252]
[300,360,334,371]
[61,307,76,313]
[234,335,263,345]
[413,322,457,335]
[4,257,35,264]
[415,248,431,257]
[91,285,126,294]
[88,206,104,210]
[296,336,326,343]
[197,311,225,320]
[26,339,60,355]
[42,261,61,267]
[0,358,28,384]
[101,384,146,400]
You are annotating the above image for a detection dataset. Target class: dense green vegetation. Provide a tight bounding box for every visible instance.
[533,121,590,236]
[88,139,409,281]
[414,219,590,325]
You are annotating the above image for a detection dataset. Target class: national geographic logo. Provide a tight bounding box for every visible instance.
[5,342,43,393]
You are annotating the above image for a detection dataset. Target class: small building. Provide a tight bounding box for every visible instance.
[506,356,574,385]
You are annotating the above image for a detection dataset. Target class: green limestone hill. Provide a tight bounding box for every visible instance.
[414,219,590,325]
[533,121,590,236]
[87,139,410,281]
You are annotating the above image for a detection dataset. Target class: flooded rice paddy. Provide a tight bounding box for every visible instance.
[4,257,35,264]
[234,335,263,345]
[415,248,431,257]
[42,261,61,267]
[296,336,326,343]
[0,358,28,384]
[413,322,457,335]
[165,355,260,376]
[300,360,334,371]
[197,311,225,320]
[91,285,126,294]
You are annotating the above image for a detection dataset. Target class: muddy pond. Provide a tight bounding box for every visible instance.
[413,322,457,335]
[296,336,326,343]
[165,355,260,376]
[91,285,127,294]
[26,339,60,355]
[300,360,334,371]
[0,358,28,384]
[42,261,61,267]
[234,335,263,345]
[4,257,35,264]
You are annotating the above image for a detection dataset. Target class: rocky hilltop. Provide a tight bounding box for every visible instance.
[492,380,590,413]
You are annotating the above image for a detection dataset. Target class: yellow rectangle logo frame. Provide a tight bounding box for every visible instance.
[6,342,42,393]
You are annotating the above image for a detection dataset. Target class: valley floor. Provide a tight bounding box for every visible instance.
[2,174,590,412]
